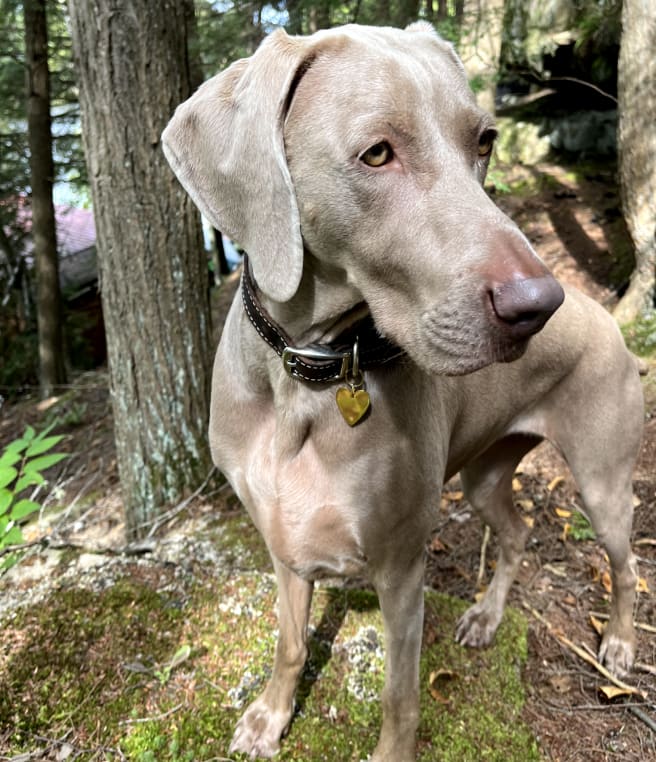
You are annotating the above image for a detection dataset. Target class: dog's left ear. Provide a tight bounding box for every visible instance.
[162,30,310,302]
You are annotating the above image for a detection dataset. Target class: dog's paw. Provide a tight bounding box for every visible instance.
[455,602,501,648]
[599,631,636,678]
[229,700,291,759]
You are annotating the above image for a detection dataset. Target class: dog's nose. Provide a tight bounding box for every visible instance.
[491,276,564,338]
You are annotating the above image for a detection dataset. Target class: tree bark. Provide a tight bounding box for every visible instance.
[68,0,213,537]
[457,0,505,115]
[613,0,656,324]
[24,0,67,397]
[395,0,421,27]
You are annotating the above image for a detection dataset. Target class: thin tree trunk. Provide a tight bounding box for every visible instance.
[458,0,504,115]
[613,0,656,324]
[395,0,421,27]
[24,0,67,397]
[69,0,213,538]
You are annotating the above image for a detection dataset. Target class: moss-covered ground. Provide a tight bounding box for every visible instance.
[0,507,539,762]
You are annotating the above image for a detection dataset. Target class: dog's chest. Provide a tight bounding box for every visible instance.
[217,394,437,581]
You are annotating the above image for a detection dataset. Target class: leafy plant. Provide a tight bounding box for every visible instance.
[569,511,596,542]
[153,644,192,686]
[0,422,68,571]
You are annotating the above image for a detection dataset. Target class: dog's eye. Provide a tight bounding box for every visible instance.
[360,142,393,167]
[478,129,497,158]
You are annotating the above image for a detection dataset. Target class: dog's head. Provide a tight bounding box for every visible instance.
[162,23,563,375]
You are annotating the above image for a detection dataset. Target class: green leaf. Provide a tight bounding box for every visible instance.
[24,425,36,442]
[1,552,20,573]
[5,438,29,455]
[14,472,45,493]
[1,524,24,547]
[0,489,12,515]
[25,435,65,458]
[23,453,68,474]
[32,420,57,440]
[169,644,192,669]
[0,450,22,468]
[0,516,9,535]
[10,499,41,521]
[0,466,18,490]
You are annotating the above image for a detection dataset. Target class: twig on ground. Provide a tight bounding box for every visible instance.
[627,704,656,733]
[476,525,491,589]
[145,468,217,539]
[118,702,184,725]
[590,611,656,635]
[522,603,647,699]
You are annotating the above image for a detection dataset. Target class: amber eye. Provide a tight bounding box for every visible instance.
[360,142,393,167]
[478,129,496,158]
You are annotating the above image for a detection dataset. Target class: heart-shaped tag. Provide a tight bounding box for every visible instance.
[336,387,371,426]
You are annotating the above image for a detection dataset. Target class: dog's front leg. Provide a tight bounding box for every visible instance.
[230,557,313,759]
[370,552,426,762]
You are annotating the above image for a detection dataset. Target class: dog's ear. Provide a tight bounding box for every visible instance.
[162,29,309,302]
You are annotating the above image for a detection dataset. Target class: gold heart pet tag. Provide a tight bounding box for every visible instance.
[336,386,370,426]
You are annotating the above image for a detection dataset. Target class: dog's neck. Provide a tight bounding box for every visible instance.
[257,254,365,346]
[242,253,404,384]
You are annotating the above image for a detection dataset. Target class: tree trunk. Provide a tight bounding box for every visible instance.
[457,0,505,115]
[68,0,213,538]
[395,0,421,27]
[613,0,656,324]
[24,0,67,397]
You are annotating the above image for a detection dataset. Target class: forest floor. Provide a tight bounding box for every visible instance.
[0,159,655,761]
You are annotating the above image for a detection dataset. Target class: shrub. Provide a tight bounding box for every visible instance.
[0,422,68,571]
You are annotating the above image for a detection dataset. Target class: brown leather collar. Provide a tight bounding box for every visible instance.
[241,255,405,383]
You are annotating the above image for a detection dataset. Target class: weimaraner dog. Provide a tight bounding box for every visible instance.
[162,22,643,761]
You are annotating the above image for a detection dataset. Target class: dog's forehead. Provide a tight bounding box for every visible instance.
[293,28,476,130]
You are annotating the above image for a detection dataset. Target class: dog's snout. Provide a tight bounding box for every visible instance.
[490,276,565,338]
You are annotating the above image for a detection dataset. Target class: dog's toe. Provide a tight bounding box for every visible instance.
[598,632,636,678]
[229,701,290,759]
[455,603,501,648]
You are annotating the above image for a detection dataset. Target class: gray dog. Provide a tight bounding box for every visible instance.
[163,22,643,762]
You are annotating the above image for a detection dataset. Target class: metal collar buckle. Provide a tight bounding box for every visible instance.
[282,341,358,380]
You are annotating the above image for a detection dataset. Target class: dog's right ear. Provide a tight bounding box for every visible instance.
[161,30,310,302]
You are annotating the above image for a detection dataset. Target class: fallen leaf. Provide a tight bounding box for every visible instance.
[512,478,523,492]
[428,669,459,703]
[563,593,576,606]
[443,490,464,501]
[517,498,534,512]
[36,396,60,412]
[636,577,650,593]
[548,674,572,694]
[547,475,565,492]
[522,515,535,529]
[601,571,613,594]
[429,535,447,553]
[474,589,487,602]
[632,495,641,508]
[561,523,571,542]
[555,507,572,519]
[599,685,636,700]
[589,614,606,636]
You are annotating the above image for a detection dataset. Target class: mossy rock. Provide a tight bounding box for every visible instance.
[1,571,538,761]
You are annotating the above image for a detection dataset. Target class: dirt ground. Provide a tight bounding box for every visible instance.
[1,161,654,760]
